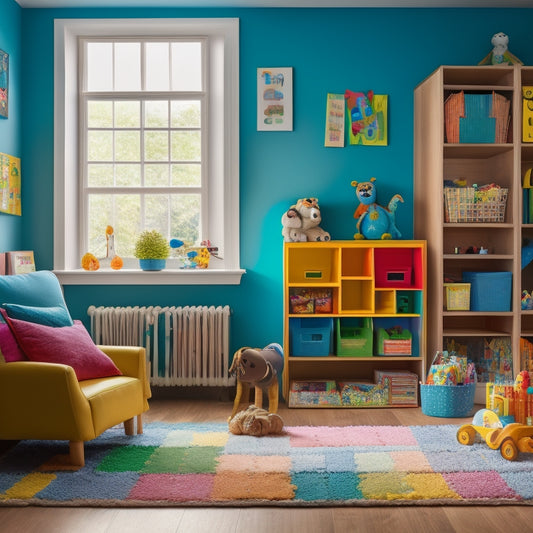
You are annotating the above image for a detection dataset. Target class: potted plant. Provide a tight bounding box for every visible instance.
[134,230,170,271]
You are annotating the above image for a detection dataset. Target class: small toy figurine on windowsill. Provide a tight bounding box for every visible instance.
[479,32,523,66]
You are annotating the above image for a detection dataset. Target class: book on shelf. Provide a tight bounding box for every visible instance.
[6,250,36,275]
[374,370,419,406]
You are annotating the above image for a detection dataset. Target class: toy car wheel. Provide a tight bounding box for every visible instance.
[500,437,518,461]
[457,425,476,446]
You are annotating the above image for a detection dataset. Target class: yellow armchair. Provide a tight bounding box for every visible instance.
[0,272,151,466]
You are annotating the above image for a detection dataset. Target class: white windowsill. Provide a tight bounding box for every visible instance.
[54,268,246,285]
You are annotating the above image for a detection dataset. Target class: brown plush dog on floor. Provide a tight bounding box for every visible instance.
[228,405,284,436]
[228,343,283,421]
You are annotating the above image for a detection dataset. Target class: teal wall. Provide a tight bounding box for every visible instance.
[0,0,22,252]
[8,4,533,354]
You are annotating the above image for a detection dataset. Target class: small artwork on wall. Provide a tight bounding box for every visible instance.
[0,49,8,119]
[257,67,293,131]
[345,89,388,146]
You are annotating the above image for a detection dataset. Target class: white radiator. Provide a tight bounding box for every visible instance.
[87,305,234,387]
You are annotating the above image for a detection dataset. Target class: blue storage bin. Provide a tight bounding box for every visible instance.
[462,271,512,311]
[290,317,333,357]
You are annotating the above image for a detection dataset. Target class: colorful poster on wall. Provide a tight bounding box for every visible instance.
[324,93,345,147]
[345,90,388,146]
[0,152,21,216]
[0,49,8,119]
[257,67,293,131]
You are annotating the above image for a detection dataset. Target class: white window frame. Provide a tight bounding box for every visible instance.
[53,18,243,285]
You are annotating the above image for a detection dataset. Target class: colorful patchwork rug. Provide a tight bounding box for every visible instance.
[1,422,532,507]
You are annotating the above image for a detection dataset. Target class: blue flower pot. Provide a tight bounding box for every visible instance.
[139,259,166,271]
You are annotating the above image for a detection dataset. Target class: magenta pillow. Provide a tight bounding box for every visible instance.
[6,317,122,381]
[0,319,26,362]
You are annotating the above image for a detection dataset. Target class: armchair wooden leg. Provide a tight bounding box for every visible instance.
[124,418,135,435]
[136,414,143,434]
[69,441,85,467]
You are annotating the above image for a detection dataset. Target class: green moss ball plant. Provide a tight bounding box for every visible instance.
[134,230,171,271]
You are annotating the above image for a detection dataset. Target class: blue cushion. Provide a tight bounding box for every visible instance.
[2,303,73,327]
[0,271,73,326]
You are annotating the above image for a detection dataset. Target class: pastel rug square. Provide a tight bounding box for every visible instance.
[425,449,491,473]
[224,434,290,455]
[142,446,222,474]
[128,473,214,501]
[0,473,56,500]
[40,471,140,501]
[292,471,362,501]
[443,471,520,500]
[354,452,394,473]
[216,454,291,474]
[500,471,533,499]
[96,446,157,472]
[211,471,294,500]
[390,451,432,472]
[192,431,229,447]
[162,430,195,447]
[290,448,355,473]
[410,425,462,452]
[289,451,326,472]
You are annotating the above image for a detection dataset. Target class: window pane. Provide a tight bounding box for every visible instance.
[145,131,168,161]
[87,43,112,92]
[88,130,113,161]
[171,164,201,187]
[145,101,169,128]
[115,195,141,257]
[88,164,114,187]
[115,42,141,91]
[88,101,112,128]
[115,131,140,161]
[88,194,113,257]
[170,194,200,244]
[115,101,140,128]
[145,194,169,235]
[145,164,170,187]
[171,100,201,128]
[171,131,201,161]
[145,43,170,91]
[171,42,202,91]
[116,164,141,186]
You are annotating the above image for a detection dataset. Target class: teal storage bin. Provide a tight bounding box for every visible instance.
[420,383,475,417]
[462,271,512,311]
[290,318,333,357]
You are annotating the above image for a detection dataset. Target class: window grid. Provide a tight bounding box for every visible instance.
[80,38,207,260]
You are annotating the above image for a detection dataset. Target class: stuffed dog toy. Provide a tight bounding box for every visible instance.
[228,404,284,436]
[281,197,330,242]
[228,343,283,420]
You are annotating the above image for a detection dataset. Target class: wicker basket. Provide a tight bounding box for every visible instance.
[420,383,476,417]
[444,187,508,223]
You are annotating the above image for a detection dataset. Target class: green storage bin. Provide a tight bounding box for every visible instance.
[336,317,373,357]
[376,326,412,356]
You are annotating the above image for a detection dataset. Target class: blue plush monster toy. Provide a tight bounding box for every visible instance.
[351,177,403,240]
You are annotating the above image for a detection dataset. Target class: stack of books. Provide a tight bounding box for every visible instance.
[374,370,419,406]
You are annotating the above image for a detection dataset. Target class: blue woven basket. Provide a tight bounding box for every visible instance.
[420,383,475,418]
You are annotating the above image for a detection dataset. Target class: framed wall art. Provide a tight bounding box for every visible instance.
[0,49,8,119]
[257,67,293,131]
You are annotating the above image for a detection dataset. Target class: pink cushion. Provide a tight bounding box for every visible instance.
[6,317,122,381]
[0,319,26,362]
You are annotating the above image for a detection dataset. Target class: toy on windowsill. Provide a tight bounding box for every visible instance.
[170,238,222,269]
[351,177,403,240]
[81,225,123,271]
[478,32,523,66]
[281,197,331,242]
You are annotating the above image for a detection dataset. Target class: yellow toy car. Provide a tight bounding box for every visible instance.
[457,409,533,461]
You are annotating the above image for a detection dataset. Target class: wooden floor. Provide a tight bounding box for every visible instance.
[1,397,532,533]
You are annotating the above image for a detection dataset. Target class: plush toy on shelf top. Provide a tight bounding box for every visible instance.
[478,32,523,66]
[351,177,403,240]
[281,197,331,242]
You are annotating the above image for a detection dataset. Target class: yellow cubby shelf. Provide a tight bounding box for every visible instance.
[283,240,427,408]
